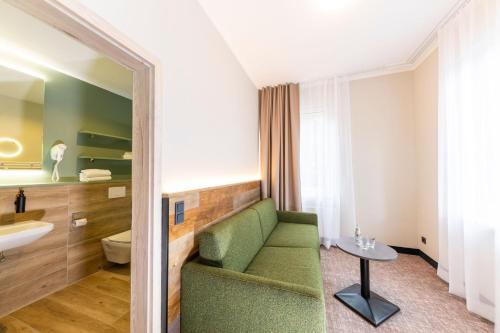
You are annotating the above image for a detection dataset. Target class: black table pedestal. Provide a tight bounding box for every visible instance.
[334,258,400,327]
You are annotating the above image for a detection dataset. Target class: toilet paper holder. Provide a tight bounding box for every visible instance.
[71,212,88,228]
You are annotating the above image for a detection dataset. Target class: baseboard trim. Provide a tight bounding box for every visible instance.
[418,251,438,269]
[389,246,420,255]
[389,246,438,269]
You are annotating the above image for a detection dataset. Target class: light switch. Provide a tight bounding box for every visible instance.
[175,201,184,225]
[108,186,126,199]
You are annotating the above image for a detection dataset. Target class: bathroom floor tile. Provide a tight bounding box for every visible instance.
[0,267,130,333]
[0,315,40,333]
[112,312,130,333]
[10,298,119,333]
[47,284,129,325]
[77,271,130,302]
[106,263,131,280]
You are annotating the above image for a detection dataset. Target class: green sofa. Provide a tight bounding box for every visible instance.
[181,198,326,333]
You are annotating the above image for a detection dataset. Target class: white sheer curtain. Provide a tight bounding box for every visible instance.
[299,78,356,249]
[438,0,500,326]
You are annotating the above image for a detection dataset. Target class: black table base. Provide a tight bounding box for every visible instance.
[334,258,400,327]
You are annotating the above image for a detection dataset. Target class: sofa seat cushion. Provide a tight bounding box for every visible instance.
[244,247,323,291]
[264,222,320,250]
[199,209,264,272]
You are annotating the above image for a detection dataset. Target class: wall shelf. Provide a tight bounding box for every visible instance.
[78,154,131,162]
[79,129,132,142]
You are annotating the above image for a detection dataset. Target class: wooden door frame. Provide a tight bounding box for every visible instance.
[5,1,163,332]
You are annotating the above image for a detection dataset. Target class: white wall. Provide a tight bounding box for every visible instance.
[414,50,439,260]
[350,71,418,249]
[349,51,439,255]
[77,0,260,193]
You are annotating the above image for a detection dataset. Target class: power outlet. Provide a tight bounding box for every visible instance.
[421,236,427,244]
[108,186,126,199]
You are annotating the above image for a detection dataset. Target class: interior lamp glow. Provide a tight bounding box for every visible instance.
[164,174,261,194]
[318,0,355,11]
[0,137,23,158]
[0,58,46,81]
[0,39,47,80]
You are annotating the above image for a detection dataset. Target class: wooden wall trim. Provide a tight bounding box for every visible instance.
[166,180,261,330]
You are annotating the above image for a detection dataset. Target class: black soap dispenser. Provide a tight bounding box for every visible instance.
[15,188,26,214]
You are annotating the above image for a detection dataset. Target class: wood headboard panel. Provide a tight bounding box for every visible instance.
[166,180,261,331]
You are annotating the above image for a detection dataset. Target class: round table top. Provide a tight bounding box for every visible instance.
[336,237,398,261]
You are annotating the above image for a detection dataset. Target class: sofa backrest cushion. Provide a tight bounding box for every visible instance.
[198,209,263,272]
[249,198,278,241]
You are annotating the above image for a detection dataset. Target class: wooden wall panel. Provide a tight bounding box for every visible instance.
[0,270,68,317]
[67,182,131,283]
[166,180,261,329]
[0,186,69,317]
[0,181,131,317]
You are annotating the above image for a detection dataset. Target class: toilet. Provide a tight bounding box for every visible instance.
[101,230,131,264]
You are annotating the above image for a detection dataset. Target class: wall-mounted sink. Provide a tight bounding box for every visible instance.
[0,221,54,252]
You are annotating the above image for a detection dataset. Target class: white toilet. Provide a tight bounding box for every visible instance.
[101,230,131,264]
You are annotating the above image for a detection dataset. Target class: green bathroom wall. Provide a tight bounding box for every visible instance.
[43,73,132,177]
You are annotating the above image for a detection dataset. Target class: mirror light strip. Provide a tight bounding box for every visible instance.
[0,137,23,158]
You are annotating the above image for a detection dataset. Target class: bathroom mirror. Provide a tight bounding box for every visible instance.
[0,64,44,169]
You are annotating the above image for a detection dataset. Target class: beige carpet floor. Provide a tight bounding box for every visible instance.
[321,247,494,333]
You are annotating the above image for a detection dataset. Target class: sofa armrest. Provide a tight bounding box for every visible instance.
[181,261,326,333]
[277,210,318,226]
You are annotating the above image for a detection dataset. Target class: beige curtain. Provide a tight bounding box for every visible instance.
[259,83,301,211]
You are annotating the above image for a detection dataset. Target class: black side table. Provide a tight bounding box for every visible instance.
[334,237,400,327]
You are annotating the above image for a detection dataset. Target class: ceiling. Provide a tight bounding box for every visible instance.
[198,0,459,87]
[0,1,132,99]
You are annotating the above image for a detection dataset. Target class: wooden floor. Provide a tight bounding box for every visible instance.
[0,265,130,333]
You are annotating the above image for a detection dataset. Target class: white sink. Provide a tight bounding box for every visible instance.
[0,221,54,252]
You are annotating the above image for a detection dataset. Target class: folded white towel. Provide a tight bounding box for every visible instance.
[122,152,132,160]
[80,169,112,177]
[79,174,112,182]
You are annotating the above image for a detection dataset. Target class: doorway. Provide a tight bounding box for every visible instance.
[4,1,161,332]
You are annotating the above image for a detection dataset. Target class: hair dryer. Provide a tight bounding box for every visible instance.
[50,143,67,182]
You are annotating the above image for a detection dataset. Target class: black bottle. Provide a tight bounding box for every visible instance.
[15,188,26,213]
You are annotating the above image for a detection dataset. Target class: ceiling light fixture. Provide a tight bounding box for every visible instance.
[318,0,355,11]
